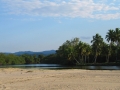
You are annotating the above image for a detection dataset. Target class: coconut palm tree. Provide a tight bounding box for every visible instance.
[106,29,115,44]
[106,29,115,62]
[114,28,120,61]
[69,38,81,64]
[82,43,88,63]
[102,42,111,63]
[78,42,91,64]
[76,41,85,63]
[114,28,120,45]
[84,44,92,63]
[91,33,103,63]
[57,38,81,64]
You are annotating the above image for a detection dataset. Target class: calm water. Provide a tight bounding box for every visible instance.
[1,64,120,70]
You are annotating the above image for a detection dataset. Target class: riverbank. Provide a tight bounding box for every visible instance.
[76,62,120,66]
[0,68,120,90]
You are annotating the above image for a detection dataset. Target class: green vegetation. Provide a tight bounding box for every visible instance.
[56,28,120,65]
[0,28,120,66]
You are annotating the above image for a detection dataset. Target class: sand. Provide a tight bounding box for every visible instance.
[0,68,120,90]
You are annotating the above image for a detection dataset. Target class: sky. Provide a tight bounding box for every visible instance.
[0,0,120,53]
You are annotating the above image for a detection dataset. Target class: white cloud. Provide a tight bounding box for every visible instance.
[1,0,120,20]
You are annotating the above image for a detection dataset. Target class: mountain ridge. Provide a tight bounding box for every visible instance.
[4,50,56,56]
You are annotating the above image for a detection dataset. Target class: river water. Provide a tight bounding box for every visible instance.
[1,64,120,70]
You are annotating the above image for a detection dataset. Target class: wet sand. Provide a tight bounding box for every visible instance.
[0,68,120,90]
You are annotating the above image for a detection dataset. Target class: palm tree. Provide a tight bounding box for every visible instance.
[114,28,120,45]
[114,28,120,61]
[69,38,81,64]
[102,42,111,63]
[91,33,103,63]
[84,44,91,63]
[57,38,81,64]
[106,29,115,44]
[80,42,91,64]
[106,29,115,62]
[77,41,85,63]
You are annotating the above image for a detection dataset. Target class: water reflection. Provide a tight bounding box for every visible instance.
[0,64,120,70]
[2,64,62,69]
[81,66,120,70]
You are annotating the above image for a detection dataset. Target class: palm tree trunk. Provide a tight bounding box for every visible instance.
[107,42,112,63]
[82,55,84,63]
[106,55,108,63]
[78,54,81,63]
[94,56,97,63]
[88,55,89,63]
[72,53,80,64]
[94,49,98,63]
[116,42,119,61]
[107,55,109,63]
[85,56,86,64]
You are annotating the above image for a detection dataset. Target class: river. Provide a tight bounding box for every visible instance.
[1,64,120,70]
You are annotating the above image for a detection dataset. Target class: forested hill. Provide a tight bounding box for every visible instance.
[5,50,56,56]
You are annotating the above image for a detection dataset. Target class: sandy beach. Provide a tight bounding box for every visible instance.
[0,68,120,90]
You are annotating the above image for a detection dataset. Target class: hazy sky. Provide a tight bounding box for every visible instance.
[0,0,120,53]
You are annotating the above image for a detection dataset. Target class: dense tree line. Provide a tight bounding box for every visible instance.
[56,28,120,65]
[0,28,120,65]
[0,54,44,65]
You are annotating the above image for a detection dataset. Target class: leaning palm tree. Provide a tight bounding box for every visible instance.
[91,33,103,63]
[61,38,81,64]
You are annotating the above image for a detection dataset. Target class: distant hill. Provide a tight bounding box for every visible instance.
[5,50,56,56]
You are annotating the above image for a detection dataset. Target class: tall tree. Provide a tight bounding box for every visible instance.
[77,42,90,64]
[76,41,85,63]
[102,42,111,63]
[91,33,103,63]
[106,29,115,44]
[56,38,81,64]
[84,43,91,63]
[114,28,120,61]
[66,38,80,64]
[106,29,115,62]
